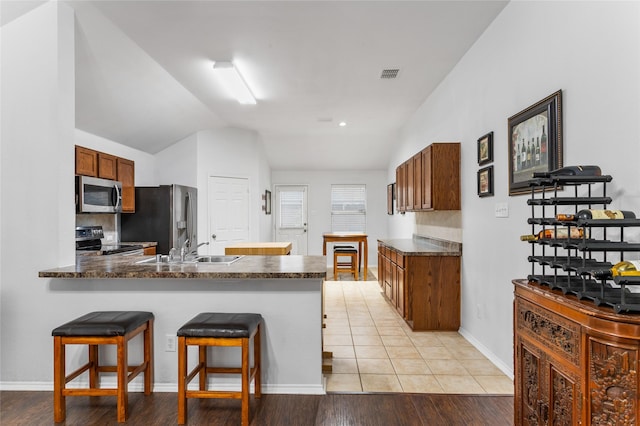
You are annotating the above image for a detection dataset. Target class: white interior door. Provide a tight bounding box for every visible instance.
[274,185,308,255]
[208,176,249,254]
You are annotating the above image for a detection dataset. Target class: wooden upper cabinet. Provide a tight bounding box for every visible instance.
[117,158,135,213]
[421,146,432,209]
[75,146,98,177]
[412,153,422,210]
[396,163,406,212]
[406,156,414,210]
[395,142,460,212]
[97,152,118,180]
[421,142,460,211]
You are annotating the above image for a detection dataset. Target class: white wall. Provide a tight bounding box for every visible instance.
[1,1,76,383]
[196,128,272,248]
[272,170,388,265]
[153,127,272,252]
[390,1,640,375]
[154,133,198,187]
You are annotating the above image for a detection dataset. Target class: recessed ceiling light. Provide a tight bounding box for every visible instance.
[338,121,347,127]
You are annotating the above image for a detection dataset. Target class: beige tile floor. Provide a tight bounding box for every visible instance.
[323,277,513,394]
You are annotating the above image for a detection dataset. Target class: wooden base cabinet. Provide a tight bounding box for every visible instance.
[514,280,640,425]
[379,243,459,330]
[379,246,406,318]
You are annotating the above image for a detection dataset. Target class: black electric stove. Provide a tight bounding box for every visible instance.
[75,226,143,255]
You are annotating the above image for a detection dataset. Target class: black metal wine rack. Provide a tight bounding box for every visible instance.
[524,173,640,313]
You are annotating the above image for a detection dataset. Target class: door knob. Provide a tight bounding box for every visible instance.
[211,234,217,240]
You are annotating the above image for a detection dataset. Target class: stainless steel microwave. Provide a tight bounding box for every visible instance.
[75,175,122,213]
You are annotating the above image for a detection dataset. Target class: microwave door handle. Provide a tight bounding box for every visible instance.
[112,184,122,210]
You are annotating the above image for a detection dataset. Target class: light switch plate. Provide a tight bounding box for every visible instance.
[495,202,509,218]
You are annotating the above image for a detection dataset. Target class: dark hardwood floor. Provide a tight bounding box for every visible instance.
[1,391,512,425]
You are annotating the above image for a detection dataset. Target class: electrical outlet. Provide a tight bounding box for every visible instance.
[165,334,176,352]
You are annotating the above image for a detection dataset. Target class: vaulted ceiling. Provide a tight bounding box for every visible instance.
[2,1,508,170]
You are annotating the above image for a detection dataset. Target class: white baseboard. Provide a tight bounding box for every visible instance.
[458,327,514,381]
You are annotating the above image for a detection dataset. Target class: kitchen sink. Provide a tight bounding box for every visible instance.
[194,255,243,265]
[136,256,175,264]
[136,255,243,265]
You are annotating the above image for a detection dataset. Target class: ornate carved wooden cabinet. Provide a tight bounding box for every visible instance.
[514,279,639,425]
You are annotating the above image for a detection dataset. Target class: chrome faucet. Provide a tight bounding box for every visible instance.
[180,239,190,262]
[190,241,209,256]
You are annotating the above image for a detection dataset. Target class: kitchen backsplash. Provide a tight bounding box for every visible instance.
[76,214,121,243]
[415,211,462,243]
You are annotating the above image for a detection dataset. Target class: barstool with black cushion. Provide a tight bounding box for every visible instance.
[52,311,154,423]
[177,312,263,426]
[334,244,360,273]
[333,247,358,280]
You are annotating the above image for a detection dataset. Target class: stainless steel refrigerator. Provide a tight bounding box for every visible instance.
[121,185,197,255]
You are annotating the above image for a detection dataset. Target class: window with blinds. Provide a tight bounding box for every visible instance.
[331,184,366,232]
[279,189,305,229]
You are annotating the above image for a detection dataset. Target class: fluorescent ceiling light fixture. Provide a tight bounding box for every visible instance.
[212,61,257,105]
[338,121,347,127]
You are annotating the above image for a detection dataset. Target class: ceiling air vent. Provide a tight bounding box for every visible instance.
[380,69,400,79]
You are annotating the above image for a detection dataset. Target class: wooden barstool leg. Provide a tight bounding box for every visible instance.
[177,336,187,425]
[89,344,99,388]
[144,320,154,395]
[116,335,128,423]
[241,337,250,426]
[254,324,261,398]
[199,345,207,390]
[53,336,65,423]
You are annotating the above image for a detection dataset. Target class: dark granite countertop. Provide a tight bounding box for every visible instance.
[39,254,327,279]
[377,236,462,256]
[123,241,157,248]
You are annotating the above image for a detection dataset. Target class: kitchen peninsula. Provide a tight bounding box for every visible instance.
[39,255,327,394]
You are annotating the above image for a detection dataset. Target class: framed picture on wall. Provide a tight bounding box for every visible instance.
[508,90,563,195]
[387,183,395,215]
[477,131,493,165]
[477,166,494,197]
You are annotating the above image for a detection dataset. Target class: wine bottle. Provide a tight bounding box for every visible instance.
[535,137,540,165]
[610,260,640,277]
[556,210,636,221]
[526,141,532,168]
[520,227,584,241]
[548,165,602,176]
[578,209,635,220]
[520,139,526,169]
[556,213,577,221]
[592,260,640,279]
